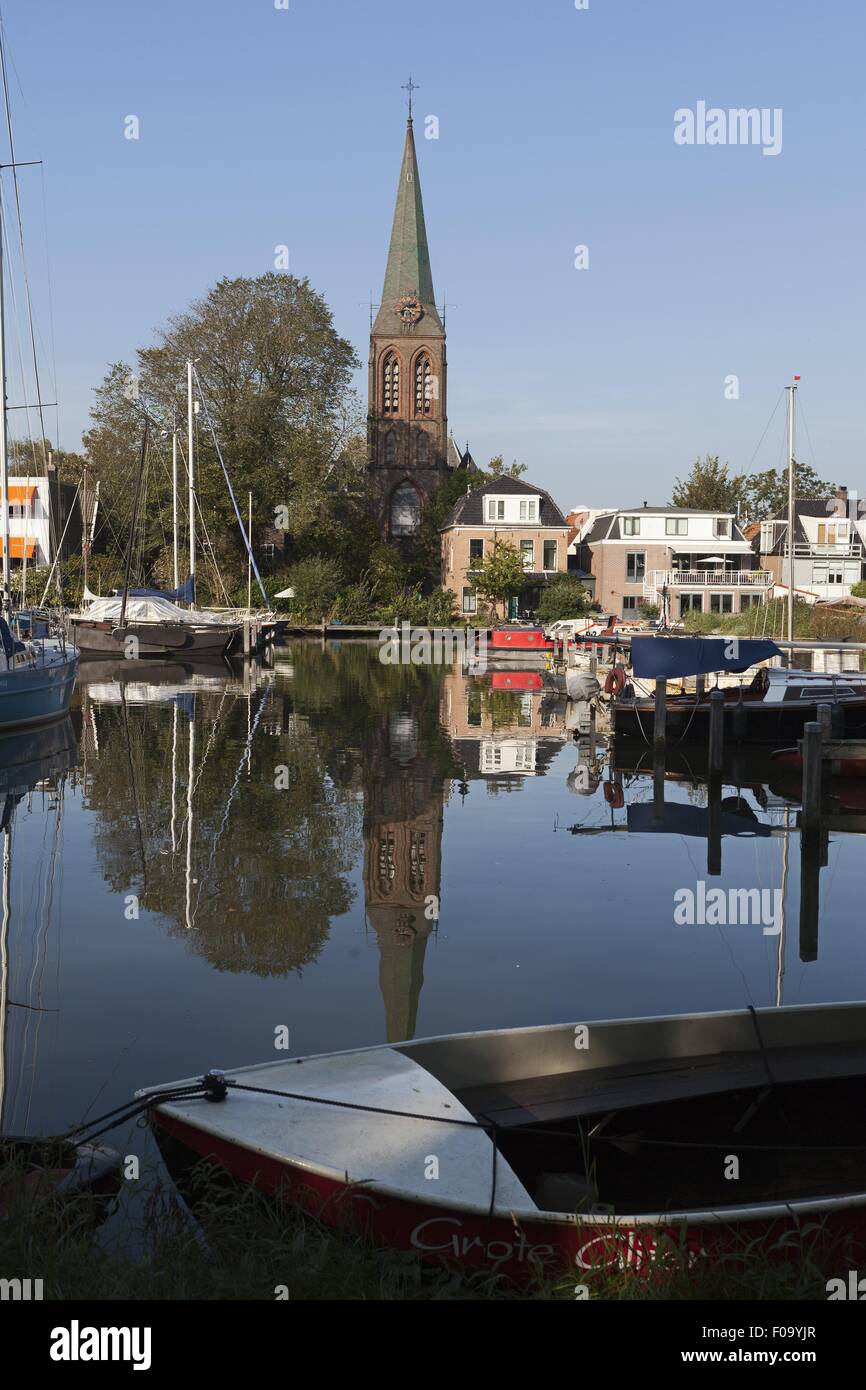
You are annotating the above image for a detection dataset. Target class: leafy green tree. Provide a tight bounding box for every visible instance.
[487,454,527,478]
[671,455,744,512]
[82,275,361,600]
[740,463,834,522]
[471,539,527,617]
[535,573,590,624]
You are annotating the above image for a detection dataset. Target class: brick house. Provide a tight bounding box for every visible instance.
[572,503,770,621]
[440,477,569,618]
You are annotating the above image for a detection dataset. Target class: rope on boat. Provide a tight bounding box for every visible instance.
[56,1069,866,1160]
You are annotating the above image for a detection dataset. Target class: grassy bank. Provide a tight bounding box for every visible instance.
[0,1157,838,1300]
[683,597,866,643]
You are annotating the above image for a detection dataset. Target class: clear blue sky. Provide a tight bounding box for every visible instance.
[3,0,864,508]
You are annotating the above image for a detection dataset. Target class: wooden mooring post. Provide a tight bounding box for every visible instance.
[801,721,823,829]
[653,678,667,753]
[708,688,725,775]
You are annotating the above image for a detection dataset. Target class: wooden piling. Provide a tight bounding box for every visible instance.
[696,673,706,701]
[708,688,725,774]
[816,701,833,744]
[801,721,822,829]
[243,618,251,658]
[653,677,667,753]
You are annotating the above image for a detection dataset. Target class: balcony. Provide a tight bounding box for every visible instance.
[650,570,773,588]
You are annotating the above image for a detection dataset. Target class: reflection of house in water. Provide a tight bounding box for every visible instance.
[362,710,445,1042]
[439,668,567,787]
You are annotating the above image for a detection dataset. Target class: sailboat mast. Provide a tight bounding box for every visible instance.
[786,379,798,645]
[187,360,195,607]
[119,421,149,631]
[171,422,179,591]
[0,175,11,610]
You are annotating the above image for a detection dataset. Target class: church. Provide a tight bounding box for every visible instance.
[367,93,470,542]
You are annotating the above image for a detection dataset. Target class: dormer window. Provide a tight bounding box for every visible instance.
[623,517,640,535]
[383,353,400,415]
[487,499,505,521]
[714,517,731,538]
[666,518,688,536]
[519,498,538,522]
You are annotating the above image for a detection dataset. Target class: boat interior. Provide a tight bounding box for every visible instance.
[402,1033,866,1215]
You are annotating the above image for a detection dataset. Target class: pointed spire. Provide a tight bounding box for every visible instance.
[373,118,443,336]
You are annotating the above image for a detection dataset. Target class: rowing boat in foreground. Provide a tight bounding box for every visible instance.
[138,1002,866,1278]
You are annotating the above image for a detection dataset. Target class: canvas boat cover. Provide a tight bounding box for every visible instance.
[75,595,228,626]
[630,637,782,680]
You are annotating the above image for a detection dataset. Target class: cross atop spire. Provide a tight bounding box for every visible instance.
[401,75,419,122]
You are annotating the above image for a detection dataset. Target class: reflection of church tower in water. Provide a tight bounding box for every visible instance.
[362,710,445,1042]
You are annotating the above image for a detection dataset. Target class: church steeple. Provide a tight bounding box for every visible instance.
[373,118,443,338]
[367,94,449,543]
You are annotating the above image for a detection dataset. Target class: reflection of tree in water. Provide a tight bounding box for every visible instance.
[86,688,359,975]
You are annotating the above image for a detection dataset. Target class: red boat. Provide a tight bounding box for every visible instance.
[140,1003,866,1280]
[490,625,552,652]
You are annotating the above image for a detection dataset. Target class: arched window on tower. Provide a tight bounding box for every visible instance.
[414,355,433,415]
[384,430,396,466]
[382,353,400,415]
[390,481,421,537]
[416,431,427,466]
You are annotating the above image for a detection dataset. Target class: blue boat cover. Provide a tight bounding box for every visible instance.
[630,636,781,679]
[120,575,196,604]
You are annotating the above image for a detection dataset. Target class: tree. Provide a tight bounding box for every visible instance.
[740,462,834,522]
[471,539,527,617]
[671,455,744,512]
[536,573,590,624]
[487,454,527,479]
[82,274,361,600]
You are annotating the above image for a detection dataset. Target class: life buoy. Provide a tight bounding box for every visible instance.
[603,781,625,809]
[604,665,627,697]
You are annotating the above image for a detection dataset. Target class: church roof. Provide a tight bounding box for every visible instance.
[373,119,443,338]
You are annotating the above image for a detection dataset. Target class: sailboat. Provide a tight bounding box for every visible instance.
[69,413,237,659]
[0,39,78,728]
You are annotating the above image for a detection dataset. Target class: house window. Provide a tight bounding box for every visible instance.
[519,498,538,522]
[760,522,774,551]
[626,551,645,581]
[390,481,421,536]
[260,542,275,561]
[622,596,638,614]
[487,499,505,521]
[469,538,483,567]
[384,430,396,466]
[817,524,836,545]
[623,517,640,536]
[520,540,534,571]
[828,569,844,585]
[416,431,427,466]
[543,540,557,570]
[382,353,400,415]
[740,594,762,611]
[710,594,733,613]
[414,355,433,415]
[666,518,688,535]
[680,593,702,614]
[714,518,731,538]
[462,587,477,614]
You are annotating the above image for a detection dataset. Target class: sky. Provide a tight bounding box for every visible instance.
[2,0,864,510]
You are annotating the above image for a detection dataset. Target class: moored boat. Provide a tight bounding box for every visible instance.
[138,1002,866,1278]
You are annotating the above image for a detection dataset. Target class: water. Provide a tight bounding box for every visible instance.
[1,641,864,1160]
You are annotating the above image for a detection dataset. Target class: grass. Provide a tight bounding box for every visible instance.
[683,598,866,644]
[0,1155,844,1301]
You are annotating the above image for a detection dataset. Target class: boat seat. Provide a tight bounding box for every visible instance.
[454,1040,866,1130]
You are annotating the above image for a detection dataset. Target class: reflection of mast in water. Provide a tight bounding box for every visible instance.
[186,703,196,931]
[776,807,789,1007]
[0,807,9,1127]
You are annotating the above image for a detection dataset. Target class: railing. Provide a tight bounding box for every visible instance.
[649,570,773,588]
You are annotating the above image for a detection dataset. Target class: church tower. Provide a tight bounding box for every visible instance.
[368,92,448,541]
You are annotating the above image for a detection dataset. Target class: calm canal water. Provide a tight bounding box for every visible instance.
[1,641,864,1160]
